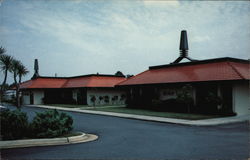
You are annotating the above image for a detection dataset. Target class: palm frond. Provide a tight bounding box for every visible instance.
[0,46,6,54]
[0,54,13,71]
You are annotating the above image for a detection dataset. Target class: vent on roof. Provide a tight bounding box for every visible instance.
[172,30,197,64]
[31,59,40,79]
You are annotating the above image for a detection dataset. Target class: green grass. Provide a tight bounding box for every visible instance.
[47,104,88,108]
[47,104,125,109]
[87,107,222,120]
[46,104,223,120]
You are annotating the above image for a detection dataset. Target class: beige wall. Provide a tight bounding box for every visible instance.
[33,90,44,104]
[22,90,44,105]
[22,91,30,105]
[233,83,250,115]
[87,88,126,106]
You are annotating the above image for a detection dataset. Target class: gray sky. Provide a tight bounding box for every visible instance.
[1,0,250,84]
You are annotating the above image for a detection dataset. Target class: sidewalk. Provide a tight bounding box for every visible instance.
[27,105,249,126]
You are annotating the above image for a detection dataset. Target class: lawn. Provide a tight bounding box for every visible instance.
[47,104,125,109]
[47,104,88,108]
[86,107,222,120]
[46,104,223,120]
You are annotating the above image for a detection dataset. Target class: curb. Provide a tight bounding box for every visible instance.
[27,105,249,126]
[0,132,98,149]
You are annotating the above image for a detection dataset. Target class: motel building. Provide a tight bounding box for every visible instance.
[19,30,249,116]
[20,65,127,106]
[117,57,250,116]
[116,31,250,116]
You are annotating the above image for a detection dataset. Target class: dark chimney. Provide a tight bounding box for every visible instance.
[179,30,188,56]
[31,59,40,79]
[172,30,197,64]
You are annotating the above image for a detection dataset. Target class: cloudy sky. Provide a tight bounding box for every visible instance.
[1,0,250,83]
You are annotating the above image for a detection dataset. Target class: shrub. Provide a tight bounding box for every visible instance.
[90,96,96,106]
[99,96,103,101]
[104,95,109,103]
[112,96,118,104]
[151,99,163,107]
[30,109,73,138]
[176,85,194,113]
[120,94,126,101]
[0,109,29,140]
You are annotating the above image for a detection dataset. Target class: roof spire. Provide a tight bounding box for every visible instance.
[172,30,197,64]
[31,59,40,79]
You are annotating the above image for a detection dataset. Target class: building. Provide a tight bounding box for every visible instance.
[20,74,126,106]
[19,30,249,116]
[117,31,250,116]
[20,60,127,106]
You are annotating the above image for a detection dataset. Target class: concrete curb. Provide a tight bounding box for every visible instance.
[27,105,249,126]
[0,132,98,149]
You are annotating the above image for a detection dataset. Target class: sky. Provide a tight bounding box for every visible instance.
[1,0,250,84]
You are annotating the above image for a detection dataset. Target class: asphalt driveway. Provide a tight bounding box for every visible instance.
[1,105,249,160]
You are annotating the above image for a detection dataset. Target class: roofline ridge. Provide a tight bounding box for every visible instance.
[61,79,71,88]
[116,69,149,86]
[227,61,245,80]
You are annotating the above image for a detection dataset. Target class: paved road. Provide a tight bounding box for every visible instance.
[1,105,249,160]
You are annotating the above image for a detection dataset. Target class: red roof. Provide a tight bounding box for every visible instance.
[20,75,126,89]
[63,76,127,88]
[117,58,250,86]
[20,78,67,89]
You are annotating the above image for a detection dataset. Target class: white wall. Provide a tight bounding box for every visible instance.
[33,90,44,105]
[87,88,126,106]
[22,90,44,105]
[233,83,250,115]
[22,91,30,105]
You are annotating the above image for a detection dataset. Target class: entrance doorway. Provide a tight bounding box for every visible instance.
[30,92,34,104]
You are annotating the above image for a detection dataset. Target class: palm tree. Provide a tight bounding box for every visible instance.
[0,47,6,55]
[11,59,22,107]
[17,64,29,84]
[17,63,29,108]
[0,55,13,98]
[11,60,29,108]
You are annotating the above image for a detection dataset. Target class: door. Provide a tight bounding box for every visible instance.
[30,92,34,104]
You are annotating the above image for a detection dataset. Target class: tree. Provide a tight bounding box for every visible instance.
[17,63,29,84]
[90,96,96,108]
[176,84,194,113]
[0,54,13,102]
[115,71,124,77]
[11,60,28,108]
[0,46,6,55]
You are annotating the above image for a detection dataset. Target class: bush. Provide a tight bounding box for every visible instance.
[0,109,29,140]
[104,95,109,103]
[30,109,73,138]
[90,96,96,106]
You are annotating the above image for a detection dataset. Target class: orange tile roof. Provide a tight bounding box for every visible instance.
[20,78,67,89]
[20,75,126,89]
[63,76,127,88]
[117,57,250,86]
